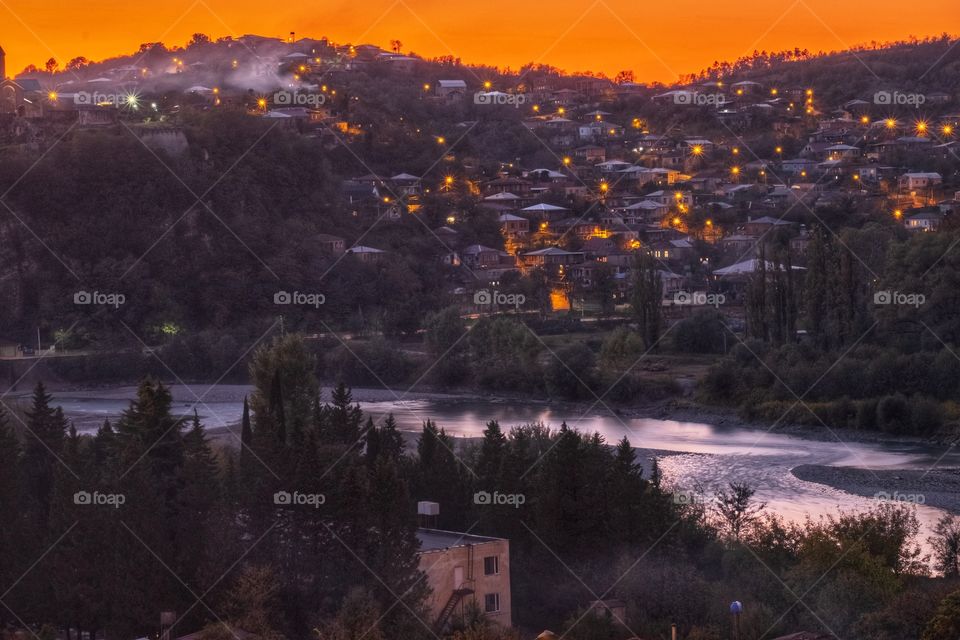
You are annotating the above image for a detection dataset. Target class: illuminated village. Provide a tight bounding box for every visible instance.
[2,36,957,320]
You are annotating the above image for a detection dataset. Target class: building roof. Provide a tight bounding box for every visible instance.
[714,259,806,277]
[522,247,584,256]
[416,528,502,552]
[521,203,568,212]
[348,245,386,254]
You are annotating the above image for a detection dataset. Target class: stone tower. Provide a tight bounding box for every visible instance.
[0,44,6,80]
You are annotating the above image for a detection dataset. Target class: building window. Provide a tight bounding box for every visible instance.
[484,593,501,613]
[483,556,499,576]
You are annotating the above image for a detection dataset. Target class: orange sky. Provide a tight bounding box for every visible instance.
[1,0,958,82]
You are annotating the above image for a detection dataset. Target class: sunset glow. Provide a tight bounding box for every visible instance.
[2,0,958,81]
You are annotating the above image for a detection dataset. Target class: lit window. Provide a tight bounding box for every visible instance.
[484,556,499,575]
[484,593,501,613]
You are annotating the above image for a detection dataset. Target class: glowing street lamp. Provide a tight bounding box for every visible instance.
[915,120,929,135]
[483,80,492,90]
[562,157,572,166]
[437,136,446,145]
[599,182,609,194]
[944,124,955,136]
[423,83,430,91]
[860,115,870,125]
[885,118,897,130]
[893,209,903,220]
[691,145,703,156]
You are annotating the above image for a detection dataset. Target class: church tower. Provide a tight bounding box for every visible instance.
[0,44,6,80]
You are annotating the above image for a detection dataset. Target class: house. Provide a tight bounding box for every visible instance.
[316,233,346,255]
[346,245,387,263]
[485,176,532,195]
[905,211,943,232]
[498,213,530,237]
[417,526,511,631]
[521,247,584,267]
[899,172,942,191]
[721,234,759,254]
[743,216,793,236]
[574,145,606,163]
[436,79,467,100]
[389,173,422,196]
[462,244,510,269]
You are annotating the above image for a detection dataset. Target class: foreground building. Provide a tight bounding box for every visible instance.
[416,517,512,631]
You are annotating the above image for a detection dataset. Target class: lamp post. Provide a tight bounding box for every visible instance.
[730,601,743,640]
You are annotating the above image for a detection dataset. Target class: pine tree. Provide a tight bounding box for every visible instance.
[22,381,69,527]
[631,252,664,348]
[329,382,363,444]
[378,414,403,462]
[477,420,506,488]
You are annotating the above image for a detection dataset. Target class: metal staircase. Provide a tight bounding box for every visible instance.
[433,543,476,632]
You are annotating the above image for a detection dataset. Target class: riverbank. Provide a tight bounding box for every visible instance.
[792,464,960,514]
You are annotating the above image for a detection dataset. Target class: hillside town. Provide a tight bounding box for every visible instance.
[1,36,958,323]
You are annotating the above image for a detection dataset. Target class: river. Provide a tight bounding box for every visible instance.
[11,384,960,545]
